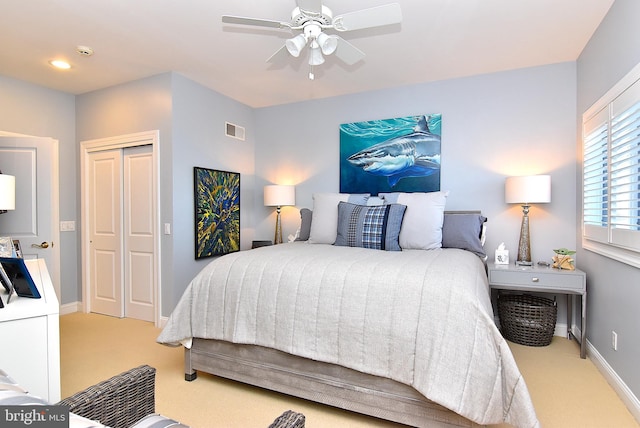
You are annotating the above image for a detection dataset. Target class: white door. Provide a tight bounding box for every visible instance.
[0,135,60,299]
[123,145,155,321]
[88,149,123,317]
[82,131,159,324]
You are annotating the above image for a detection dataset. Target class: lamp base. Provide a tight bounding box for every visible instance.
[516,204,532,266]
[274,206,283,245]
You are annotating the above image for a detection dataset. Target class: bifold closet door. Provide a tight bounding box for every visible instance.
[123,145,154,322]
[88,149,123,317]
[88,145,154,321]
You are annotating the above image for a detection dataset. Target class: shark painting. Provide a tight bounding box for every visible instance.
[343,115,441,189]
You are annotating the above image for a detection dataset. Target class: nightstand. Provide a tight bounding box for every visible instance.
[488,263,587,359]
[251,240,272,249]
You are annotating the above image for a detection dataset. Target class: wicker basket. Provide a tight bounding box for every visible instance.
[498,294,557,346]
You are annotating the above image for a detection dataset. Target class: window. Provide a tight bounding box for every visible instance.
[583,65,640,266]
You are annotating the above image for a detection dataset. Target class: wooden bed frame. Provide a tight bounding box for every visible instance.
[185,338,481,428]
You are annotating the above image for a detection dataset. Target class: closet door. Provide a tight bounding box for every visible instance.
[88,149,123,317]
[123,145,155,322]
[82,131,159,324]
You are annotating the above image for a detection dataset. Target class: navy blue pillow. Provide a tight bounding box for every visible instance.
[334,202,406,251]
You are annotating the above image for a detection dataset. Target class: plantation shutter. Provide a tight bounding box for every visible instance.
[583,107,609,244]
[610,79,640,251]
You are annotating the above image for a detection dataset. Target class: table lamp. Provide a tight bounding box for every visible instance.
[0,171,16,214]
[505,175,551,265]
[264,184,295,244]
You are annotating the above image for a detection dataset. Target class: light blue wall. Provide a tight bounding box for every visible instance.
[254,63,578,270]
[577,0,640,400]
[170,74,256,309]
[0,75,77,305]
[75,73,176,313]
[75,73,256,314]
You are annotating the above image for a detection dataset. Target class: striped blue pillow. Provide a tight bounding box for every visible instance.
[334,202,406,251]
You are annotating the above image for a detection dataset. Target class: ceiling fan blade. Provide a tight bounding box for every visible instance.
[334,37,365,65]
[266,45,291,63]
[332,3,402,32]
[222,15,291,29]
[296,0,323,15]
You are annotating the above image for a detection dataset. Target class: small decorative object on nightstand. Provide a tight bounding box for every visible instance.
[495,242,509,265]
[552,248,576,270]
[488,262,587,358]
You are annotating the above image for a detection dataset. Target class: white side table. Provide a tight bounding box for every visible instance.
[0,259,60,401]
[488,263,587,359]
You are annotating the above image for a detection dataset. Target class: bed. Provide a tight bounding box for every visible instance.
[158,192,539,428]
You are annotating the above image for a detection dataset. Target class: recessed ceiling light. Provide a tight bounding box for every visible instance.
[49,59,71,69]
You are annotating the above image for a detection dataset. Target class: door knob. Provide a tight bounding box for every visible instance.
[31,241,52,249]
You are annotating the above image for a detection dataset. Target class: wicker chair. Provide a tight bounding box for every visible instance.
[57,365,305,428]
[268,410,305,428]
[58,365,156,428]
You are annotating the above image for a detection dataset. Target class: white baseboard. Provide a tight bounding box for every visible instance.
[59,301,170,329]
[60,301,82,315]
[586,338,640,423]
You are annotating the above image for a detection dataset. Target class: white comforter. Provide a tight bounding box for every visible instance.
[158,243,539,428]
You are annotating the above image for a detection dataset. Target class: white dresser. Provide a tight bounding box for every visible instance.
[0,259,60,402]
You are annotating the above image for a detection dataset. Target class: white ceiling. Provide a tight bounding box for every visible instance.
[1,0,614,108]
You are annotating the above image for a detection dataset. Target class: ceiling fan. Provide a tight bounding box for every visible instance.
[222,0,402,79]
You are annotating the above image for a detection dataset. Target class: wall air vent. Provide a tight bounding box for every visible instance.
[225,122,245,141]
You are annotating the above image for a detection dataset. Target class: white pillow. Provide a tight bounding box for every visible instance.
[379,191,449,250]
[308,193,369,244]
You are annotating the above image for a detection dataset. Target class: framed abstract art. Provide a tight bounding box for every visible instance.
[194,167,240,259]
[340,114,442,195]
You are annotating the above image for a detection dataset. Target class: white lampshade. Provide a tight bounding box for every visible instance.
[317,32,338,55]
[0,174,16,211]
[264,185,295,207]
[286,34,307,58]
[505,175,551,204]
[308,46,324,66]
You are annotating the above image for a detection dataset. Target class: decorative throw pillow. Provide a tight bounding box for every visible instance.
[295,208,313,241]
[334,202,406,251]
[379,191,449,250]
[442,213,487,258]
[308,193,370,244]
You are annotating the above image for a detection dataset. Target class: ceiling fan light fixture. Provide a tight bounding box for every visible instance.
[317,32,338,55]
[285,34,308,57]
[222,2,403,78]
[308,46,324,66]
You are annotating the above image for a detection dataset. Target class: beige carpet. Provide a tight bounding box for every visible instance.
[60,313,639,427]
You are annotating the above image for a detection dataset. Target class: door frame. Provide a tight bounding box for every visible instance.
[81,130,161,326]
